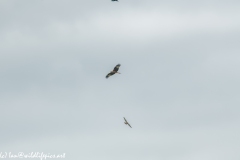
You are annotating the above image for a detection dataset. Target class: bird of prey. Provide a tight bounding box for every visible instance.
[112,0,119,2]
[123,117,132,128]
[106,64,121,79]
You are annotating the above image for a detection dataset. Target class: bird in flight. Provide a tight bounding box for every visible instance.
[112,0,119,2]
[123,117,132,128]
[106,64,121,79]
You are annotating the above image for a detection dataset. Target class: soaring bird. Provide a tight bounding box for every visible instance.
[106,64,121,79]
[112,0,119,2]
[123,117,132,128]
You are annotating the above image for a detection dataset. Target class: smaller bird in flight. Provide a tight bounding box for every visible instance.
[124,117,132,128]
[106,64,121,79]
[112,0,119,2]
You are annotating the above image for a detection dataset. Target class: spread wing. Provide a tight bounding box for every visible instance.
[106,72,115,78]
[113,64,121,72]
[124,117,132,128]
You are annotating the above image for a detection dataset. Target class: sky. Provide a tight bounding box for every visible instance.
[0,0,240,160]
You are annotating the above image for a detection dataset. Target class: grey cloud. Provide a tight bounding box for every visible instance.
[0,0,240,159]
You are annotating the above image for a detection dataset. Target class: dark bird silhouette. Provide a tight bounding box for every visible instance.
[112,0,119,2]
[123,117,132,128]
[106,64,121,79]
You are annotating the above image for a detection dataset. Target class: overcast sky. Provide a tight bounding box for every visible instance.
[0,0,240,160]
